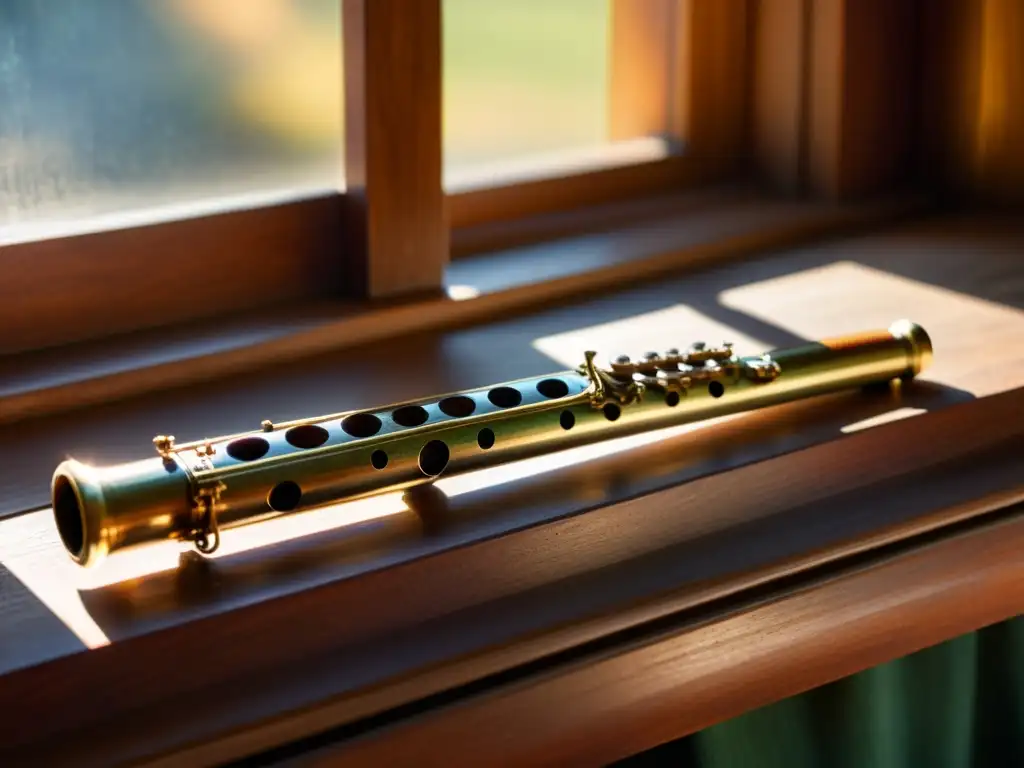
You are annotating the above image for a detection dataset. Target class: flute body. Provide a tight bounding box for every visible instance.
[52,320,932,567]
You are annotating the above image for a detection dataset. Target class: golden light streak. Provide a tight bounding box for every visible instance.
[841,407,927,434]
[719,261,1024,398]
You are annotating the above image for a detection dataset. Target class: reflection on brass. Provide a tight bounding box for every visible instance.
[580,339,781,409]
[152,434,175,459]
[51,320,933,568]
[193,441,216,457]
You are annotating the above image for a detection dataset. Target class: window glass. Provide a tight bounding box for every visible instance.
[444,0,620,188]
[0,0,342,235]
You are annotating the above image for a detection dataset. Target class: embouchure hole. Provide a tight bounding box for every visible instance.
[708,381,725,398]
[439,396,476,418]
[477,428,495,450]
[666,391,681,407]
[560,410,575,430]
[418,440,450,476]
[268,481,302,512]
[227,436,271,462]
[487,386,522,408]
[536,378,569,399]
[603,403,621,421]
[392,405,430,427]
[341,412,382,438]
[53,475,84,558]
[285,424,330,449]
[371,450,388,470]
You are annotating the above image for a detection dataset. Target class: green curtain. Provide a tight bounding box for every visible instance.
[620,617,1024,767]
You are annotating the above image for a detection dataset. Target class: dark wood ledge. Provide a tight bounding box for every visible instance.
[1,389,1021,766]
[0,190,925,431]
[313,504,1024,768]
[1,211,1021,765]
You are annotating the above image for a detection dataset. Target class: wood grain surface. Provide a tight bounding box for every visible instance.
[306,509,1024,768]
[0,214,1021,765]
[1,394,1021,766]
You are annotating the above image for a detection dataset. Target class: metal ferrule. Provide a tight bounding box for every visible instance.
[52,320,933,567]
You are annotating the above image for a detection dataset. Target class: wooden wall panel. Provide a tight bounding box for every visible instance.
[682,0,751,171]
[806,0,920,200]
[921,0,1024,206]
[750,0,808,194]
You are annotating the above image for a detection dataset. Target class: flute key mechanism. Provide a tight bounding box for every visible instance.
[51,320,933,568]
[584,338,782,410]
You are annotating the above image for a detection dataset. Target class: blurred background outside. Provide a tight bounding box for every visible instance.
[0,0,614,233]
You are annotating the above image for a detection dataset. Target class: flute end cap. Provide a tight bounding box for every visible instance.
[889,319,933,377]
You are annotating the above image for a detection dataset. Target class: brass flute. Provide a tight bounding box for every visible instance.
[52,320,932,567]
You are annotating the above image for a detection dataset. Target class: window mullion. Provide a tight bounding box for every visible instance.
[342,0,448,298]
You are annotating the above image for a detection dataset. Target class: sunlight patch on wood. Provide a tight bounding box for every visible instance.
[446,284,482,301]
[530,303,774,370]
[0,493,408,648]
[0,513,111,649]
[841,407,927,434]
[719,260,1024,397]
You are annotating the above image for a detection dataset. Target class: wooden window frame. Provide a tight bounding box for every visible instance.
[0,0,749,356]
[749,0,919,199]
[1,4,1016,763]
[0,0,929,428]
[448,0,750,230]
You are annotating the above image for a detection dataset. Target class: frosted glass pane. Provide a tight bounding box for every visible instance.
[0,0,342,233]
[444,0,614,184]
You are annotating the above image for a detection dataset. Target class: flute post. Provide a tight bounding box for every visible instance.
[52,320,932,567]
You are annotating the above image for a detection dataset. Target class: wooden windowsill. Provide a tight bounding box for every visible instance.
[1,209,1022,764]
[1,392,1021,766]
[0,188,925,435]
[317,497,1024,768]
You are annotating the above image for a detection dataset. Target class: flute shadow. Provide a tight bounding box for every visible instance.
[76,377,973,641]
